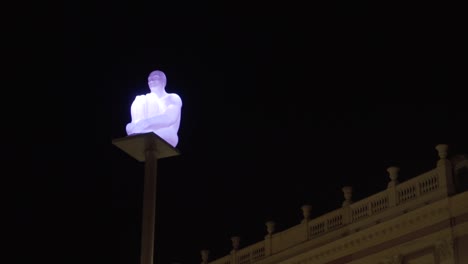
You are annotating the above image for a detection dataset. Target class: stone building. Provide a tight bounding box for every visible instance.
[200,144,468,264]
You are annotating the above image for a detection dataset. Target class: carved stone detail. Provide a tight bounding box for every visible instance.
[381,254,402,264]
[435,238,454,261]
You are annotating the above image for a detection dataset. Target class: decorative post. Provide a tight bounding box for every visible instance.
[436,144,455,196]
[265,221,275,256]
[112,133,180,264]
[201,249,210,264]
[301,205,312,223]
[301,205,312,241]
[387,166,400,207]
[342,186,352,225]
[387,166,400,188]
[342,186,353,207]
[231,236,240,253]
[266,221,275,235]
[230,236,240,264]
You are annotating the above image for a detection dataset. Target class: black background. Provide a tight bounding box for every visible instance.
[7,2,467,264]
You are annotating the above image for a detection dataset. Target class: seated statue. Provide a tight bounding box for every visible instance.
[126,70,182,147]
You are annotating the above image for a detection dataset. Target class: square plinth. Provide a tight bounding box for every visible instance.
[112,132,180,162]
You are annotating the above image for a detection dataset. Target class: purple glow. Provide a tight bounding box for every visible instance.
[126,70,182,147]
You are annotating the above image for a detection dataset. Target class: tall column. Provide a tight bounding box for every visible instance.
[112,132,180,264]
[140,148,158,264]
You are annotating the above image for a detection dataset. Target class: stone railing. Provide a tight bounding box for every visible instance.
[308,206,345,238]
[396,168,439,204]
[209,241,266,264]
[237,241,266,264]
[204,144,454,264]
[351,190,389,222]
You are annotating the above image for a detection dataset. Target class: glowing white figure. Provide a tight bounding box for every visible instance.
[126,70,182,147]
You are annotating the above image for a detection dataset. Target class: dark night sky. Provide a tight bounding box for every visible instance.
[10,2,467,264]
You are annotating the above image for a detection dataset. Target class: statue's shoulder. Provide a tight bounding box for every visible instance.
[135,94,147,100]
[166,93,182,105]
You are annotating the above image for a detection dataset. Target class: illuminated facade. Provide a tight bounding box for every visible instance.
[202,144,468,264]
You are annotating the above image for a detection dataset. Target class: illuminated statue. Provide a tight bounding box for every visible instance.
[126,70,182,147]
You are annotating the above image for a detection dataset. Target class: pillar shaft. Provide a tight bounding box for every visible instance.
[140,149,158,264]
[112,133,180,264]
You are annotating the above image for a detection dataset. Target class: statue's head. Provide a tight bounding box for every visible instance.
[148,70,167,91]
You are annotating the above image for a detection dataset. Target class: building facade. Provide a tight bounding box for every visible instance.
[201,144,468,264]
